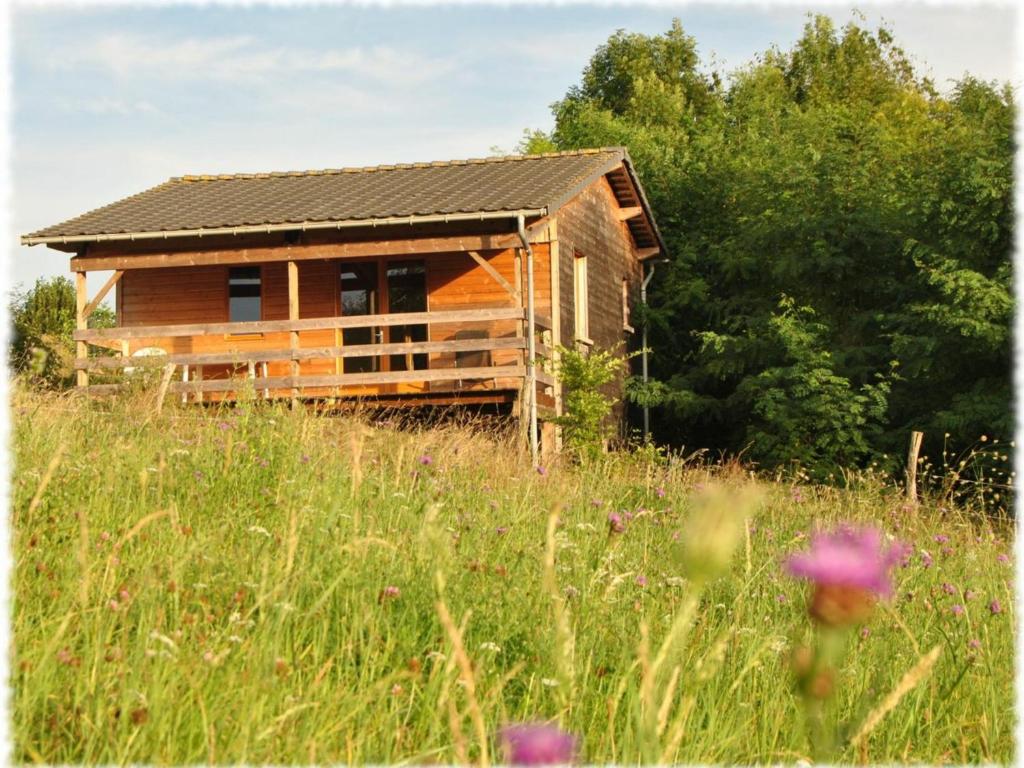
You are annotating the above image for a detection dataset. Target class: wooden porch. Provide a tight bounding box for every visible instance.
[73,304,555,410]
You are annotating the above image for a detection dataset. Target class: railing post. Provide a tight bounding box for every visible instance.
[288,260,300,409]
[75,272,88,389]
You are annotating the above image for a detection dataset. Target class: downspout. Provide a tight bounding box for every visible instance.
[641,261,656,441]
[517,213,539,465]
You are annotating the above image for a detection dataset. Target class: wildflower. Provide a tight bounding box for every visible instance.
[536,465,547,476]
[965,589,977,600]
[99,531,111,542]
[419,454,433,466]
[496,526,509,536]
[300,454,310,464]
[607,512,625,535]
[500,723,578,766]
[785,525,907,626]
[480,642,502,653]
[934,534,950,544]
[193,470,204,480]
[540,678,559,688]
[942,583,956,595]
[776,594,787,603]
[563,585,580,599]
[969,639,982,650]
[989,599,1002,615]
[920,552,933,569]
[108,599,120,612]
[997,553,1010,564]
[951,604,965,616]
[391,683,403,696]
[655,486,666,499]
[379,585,400,602]
[860,626,870,639]
[635,574,647,587]
[217,421,231,431]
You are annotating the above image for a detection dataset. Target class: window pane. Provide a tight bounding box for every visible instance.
[229,267,261,322]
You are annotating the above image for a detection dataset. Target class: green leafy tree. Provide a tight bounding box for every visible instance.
[9,276,116,388]
[540,14,1013,475]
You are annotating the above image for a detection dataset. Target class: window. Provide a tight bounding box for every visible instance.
[573,250,590,343]
[229,266,261,322]
[622,278,634,333]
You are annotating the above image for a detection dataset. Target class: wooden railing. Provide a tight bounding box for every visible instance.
[73,308,554,400]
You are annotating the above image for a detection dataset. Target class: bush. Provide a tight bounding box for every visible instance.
[553,344,633,459]
[9,276,115,388]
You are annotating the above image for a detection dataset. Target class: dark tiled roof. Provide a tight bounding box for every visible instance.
[25,148,628,240]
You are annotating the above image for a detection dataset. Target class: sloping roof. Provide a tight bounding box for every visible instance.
[22,147,665,255]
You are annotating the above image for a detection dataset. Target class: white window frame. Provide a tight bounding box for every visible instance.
[573,249,591,345]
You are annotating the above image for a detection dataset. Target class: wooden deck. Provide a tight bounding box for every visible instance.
[73,308,555,407]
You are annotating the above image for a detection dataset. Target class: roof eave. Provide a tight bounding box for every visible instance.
[20,208,550,249]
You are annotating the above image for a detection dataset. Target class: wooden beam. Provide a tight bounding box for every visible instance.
[467,250,519,301]
[637,247,661,260]
[75,273,88,388]
[76,337,529,370]
[74,307,526,342]
[82,270,124,319]
[167,365,526,394]
[617,206,643,221]
[288,260,300,408]
[69,233,527,272]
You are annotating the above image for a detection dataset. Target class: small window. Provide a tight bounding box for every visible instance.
[622,278,634,333]
[229,266,262,322]
[573,250,590,342]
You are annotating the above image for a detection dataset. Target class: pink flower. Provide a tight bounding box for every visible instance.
[997,553,1010,564]
[951,604,965,616]
[655,487,666,499]
[607,512,625,535]
[500,723,578,766]
[536,466,547,476]
[942,583,956,595]
[860,626,870,639]
[419,454,433,466]
[989,599,1002,615]
[786,526,906,598]
[635,574,647,587]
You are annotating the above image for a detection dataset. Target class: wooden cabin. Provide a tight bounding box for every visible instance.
[21,147,666,455]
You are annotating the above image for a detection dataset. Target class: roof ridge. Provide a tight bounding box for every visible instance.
[172,147,625,183]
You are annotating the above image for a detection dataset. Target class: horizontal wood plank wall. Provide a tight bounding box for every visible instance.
[113,243,548,400]
[552,176,643,433]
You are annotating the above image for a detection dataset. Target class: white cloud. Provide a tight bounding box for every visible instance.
[56,97,161,116]
[53,32,457,87]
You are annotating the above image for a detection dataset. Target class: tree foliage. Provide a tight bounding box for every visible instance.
[9,276,116,388]
[538,14,1013,475]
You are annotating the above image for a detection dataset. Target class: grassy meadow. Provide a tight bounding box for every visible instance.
[11,386,1015,764]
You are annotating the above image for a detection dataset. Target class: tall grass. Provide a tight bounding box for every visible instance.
[11,385,1015,763]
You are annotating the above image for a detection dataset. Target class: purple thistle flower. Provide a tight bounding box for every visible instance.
[860,626,870,639]
[969,638,982,650]
[951,604,965,616]
[419,454,433,466]
[776,594,787,603]
[934,534,950,544]
[655,486,666,499]
[785,525,907,597]
[997,553,1010,564]
[635,574,647,587]
[942,583,956,595]
[965,589,977,601]
[500,723,578,766]
[607,512,625,535]
[300,454,310,464]
[536,465,547,476]
[990,599,1002,615]
[921,552,933,569]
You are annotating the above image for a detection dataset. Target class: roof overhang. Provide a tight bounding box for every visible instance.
[20,208,549,252]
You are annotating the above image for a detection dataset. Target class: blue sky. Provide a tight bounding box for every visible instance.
[10,2,1018,293]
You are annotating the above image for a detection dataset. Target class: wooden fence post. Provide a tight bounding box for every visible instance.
[906,430,924,503]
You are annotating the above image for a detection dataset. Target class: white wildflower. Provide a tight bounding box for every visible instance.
[479,642,502,653]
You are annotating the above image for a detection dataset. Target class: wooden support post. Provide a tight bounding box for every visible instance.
[288,260,300,409]
[548,220,562,453]
[195,365,204,404]
[906,430,924,504]
[261,361,269,399]
[155,362,176,415]
[75,272,88,388]
[181,364,189,405]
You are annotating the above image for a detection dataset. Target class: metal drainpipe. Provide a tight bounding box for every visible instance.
[517,214,539,465]
[641,261,656,441]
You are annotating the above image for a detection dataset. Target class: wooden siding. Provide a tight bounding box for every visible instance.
[113,239,550,401]
[551,175,643,433]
